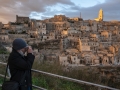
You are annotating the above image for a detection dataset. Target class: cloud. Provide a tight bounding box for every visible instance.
[0,0,74,23]
[63,0,120,21]
[0,0,120,24]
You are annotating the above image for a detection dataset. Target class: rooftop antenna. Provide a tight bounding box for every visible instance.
[80,12,81,18]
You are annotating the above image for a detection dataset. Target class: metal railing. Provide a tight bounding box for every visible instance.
[0,62,47,90]
[0,62,119,90]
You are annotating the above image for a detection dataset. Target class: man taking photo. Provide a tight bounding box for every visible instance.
[8,38,35,90]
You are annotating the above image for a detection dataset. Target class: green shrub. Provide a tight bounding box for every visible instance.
[0,48,9,54]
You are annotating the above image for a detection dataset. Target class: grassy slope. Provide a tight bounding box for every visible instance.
[31,61,99,90]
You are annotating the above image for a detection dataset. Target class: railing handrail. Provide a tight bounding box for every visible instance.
[32,69,119,90]
[0,62,46,90]
[0,62,119,90]
[0,62,7,65]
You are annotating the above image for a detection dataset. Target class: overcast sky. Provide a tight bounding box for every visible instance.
[0,0,120,24]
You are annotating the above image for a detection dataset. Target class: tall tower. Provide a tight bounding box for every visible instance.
[94,9,103,21]
[98,9,103,21]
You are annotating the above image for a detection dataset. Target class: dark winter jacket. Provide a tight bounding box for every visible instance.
[8,48,35,90]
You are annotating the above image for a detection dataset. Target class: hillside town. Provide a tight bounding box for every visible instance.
[1,9,120,67]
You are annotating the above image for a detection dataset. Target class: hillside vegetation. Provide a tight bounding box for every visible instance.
[0,60,120,90]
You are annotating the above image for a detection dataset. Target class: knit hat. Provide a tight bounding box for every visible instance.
[12,38,27,50]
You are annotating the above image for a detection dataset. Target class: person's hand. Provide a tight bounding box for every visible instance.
[27,46,33,53]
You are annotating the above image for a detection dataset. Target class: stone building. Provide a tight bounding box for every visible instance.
[16,15,29,23]
[91,21,98,32]
[30,19,37,29]
[46,22,68,31]
[0,32,9,42]
[10,24,24,32]
[78,38,91,52]
[70,55,80,65]
[60,38,69,51]
[3,24,10,29]
[59,55,69,66]
[37,21,47,35]
[52,15,68,22]
[8,34,29,40]
[67,27,80,35]
[61,29,68,36]
[70,17,83,21]
[28,30,39,38]
[81,25,91,31]
[102,55,110,65]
